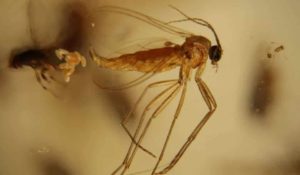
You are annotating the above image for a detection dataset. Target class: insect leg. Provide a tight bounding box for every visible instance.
[155,68,216,175]
[65,67,75,82]
[121,80,178,158]
[58,63,72,82]
[112,81,179,175]
[151,82,187,174]
[40,65,65,86]
[121,83,182,175]
[41,66,54,83]
[34,69,47,90]
[40,69,48,82]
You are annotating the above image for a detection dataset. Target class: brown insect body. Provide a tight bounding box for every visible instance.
[10,48,86,90]
[91,35,210,74]
[10,49,59,69]
[9,48,61,90]
[91,36,215,175]
[8,1,89,92]
[92,6,222,175]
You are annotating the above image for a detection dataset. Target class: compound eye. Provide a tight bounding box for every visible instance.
[209,45,222,63]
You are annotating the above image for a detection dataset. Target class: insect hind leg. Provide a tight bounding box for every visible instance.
[32,67,61,98]
[112,80,179,175]
[34,69,48,90]
[121,83,182,175]
[151,82,187,174]
[155,77,216,175]
[40,66,56,83]
[120,81,178,159]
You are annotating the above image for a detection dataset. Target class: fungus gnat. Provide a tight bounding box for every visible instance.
[90,6,223,175]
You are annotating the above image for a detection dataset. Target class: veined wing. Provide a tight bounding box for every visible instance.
[96,5,193,38]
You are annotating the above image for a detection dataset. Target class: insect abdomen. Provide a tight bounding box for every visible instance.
[91,47,182,73]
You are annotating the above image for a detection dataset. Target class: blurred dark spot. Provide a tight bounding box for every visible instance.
[58,1,90,51]
[41,159,71,175]
[267,53,272,58]
[105,91,133,120]
[93,73,134,121]
[34,154,72,175]
[282,148,300,174]
[249,63,276,117]
[274,45,284,53]
[290,158,300,174]
[248,42,283,119]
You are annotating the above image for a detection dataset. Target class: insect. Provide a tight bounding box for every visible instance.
[10,48,86,90]
[8,1,88,93]
[90,6,223,175]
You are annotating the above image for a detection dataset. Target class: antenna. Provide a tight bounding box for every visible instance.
[167,5,223,53]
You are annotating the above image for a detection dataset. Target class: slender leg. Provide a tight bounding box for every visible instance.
[33,69,60,98]
[151,82,187,174]
[155,77,216,175]
[41,67,56,83]
[41,68,50,82]
[65,67,75,82]
[121,80,178,158]
[34,69,47,90]
[43,65,66,86]
[112,80,178,175]
[121,83,182,175]
[46,65,56,81]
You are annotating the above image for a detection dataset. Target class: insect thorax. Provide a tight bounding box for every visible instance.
[182,35,211,68]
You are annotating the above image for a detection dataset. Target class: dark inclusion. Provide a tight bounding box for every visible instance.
[250,65,275,116]
[8,1,89,89]
[10,48,60,69]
